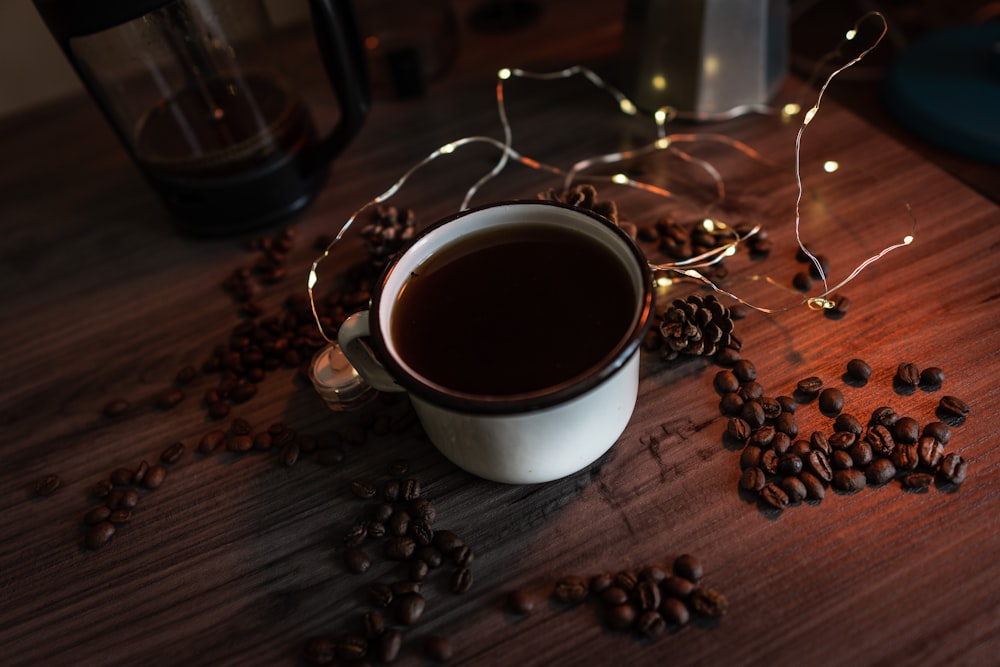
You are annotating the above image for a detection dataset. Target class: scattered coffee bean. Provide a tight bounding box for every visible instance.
[865,458,896,486]
[102,398,130,418]
[659,597,690,626]
[395,593,426,625]
[159,441,185,464]
[109,509,132,524]
[919,366,944,388]
[110,467,134,487]
[424,636,454,662]
[673,554,703,582]
[938,395,970,424]
[451,567,474,594]
[938,453,968,485]
[891,442,919,472]
[848,440,873,468]
[384,536,416,561]
[739,467,766,493]
[830,450,854,470]
[901,472,934,491]
[280,442,300,467]
[760,482,789,509]
[553,576,588,604]
[799,471,825,501]
[198,430,226,455]
[832,468,866,493]
[732,359,757,383]
[778,453,803,476]
[661,575,695,599]
[376,629,403,663]
[507,589,537,615]
[84,505,112,525]
[156,388,185,410]
[606,603,637,630]
[895,363,920,387]
[795,376,823,398]
[362,610,385,640]
[344,548,371,574]
[227,434,253,452]
[917,437,944,470]
[34,474,62,497]
[302,637,335,665]
[780,476,807,504]
[713,370,740,394]
[589,572,614,594]
[922,421,952,445]
[892,417,920,445]
[336,634,367,662]
[144,465,167,489]
[432,530,464,554]
[719,392,744,416]
[818,387,844,416]
[689,586,728,618]
[636,610,667,637]
[726,417,751,442]
[806,450,833,482]
[870,406,899,428]
[845,358,872,384]
[864,425,895,456]
[85,521,116,550]
[833,413,863,435]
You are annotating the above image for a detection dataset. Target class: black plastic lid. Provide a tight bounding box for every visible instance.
[33,0,176,39]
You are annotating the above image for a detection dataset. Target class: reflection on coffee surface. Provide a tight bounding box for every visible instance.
[392,223,636,396]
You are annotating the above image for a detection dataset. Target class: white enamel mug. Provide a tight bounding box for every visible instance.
[338,200,653,484]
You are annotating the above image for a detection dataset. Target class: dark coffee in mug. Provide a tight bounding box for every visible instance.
[391,223,637,396]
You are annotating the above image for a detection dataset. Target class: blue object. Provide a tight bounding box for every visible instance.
[884,23,1000,164]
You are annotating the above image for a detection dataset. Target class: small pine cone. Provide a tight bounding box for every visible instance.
[538,184,619,225]
[359,205,416,270]
[659,294,735,361]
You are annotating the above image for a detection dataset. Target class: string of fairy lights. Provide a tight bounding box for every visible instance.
[308,11,916,343]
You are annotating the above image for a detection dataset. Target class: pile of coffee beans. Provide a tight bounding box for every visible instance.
[81,454,170,550]
[302,464,471,664]
[718,358,970,510]
[506,553,726,642]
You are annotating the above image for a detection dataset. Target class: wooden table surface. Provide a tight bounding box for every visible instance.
[2,2,999,665]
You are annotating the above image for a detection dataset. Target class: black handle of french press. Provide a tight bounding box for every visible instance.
[309,0,372,163]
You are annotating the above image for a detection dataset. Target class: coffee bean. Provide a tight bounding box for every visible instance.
[690,586,728,618]
[159,441,185,464]
[892,417,920,445]
[144,465,167,489]
[227,434,253,452]
[376,629,402,663]
[109,509,132,524]
[776,395,797,413]
[670,555,703,585]
[34,474,62,497]
[919,366,944,388]
[507,589,537,615]
[602,585,629,606]
[416,546,443,569]
[922,421,952,446]
[740,400,766,429]
[381,479,401,502]
[659,597,690,626]
[747,424,776,449]
[830,450,853,470]
[792,270,813,291]
[828,431,858,450]
[424,636,454,662]
[105,489,125,510]
[790,439,812,458]
[344,548,371,574]
[760,449,779,475]
[451,567,474,594]
[771,432,792,455]
[739,467,766,493]
[84,505,111,525]
[280,442,300,467]
[368,583,394,608]
[799,471,826,501]
[834,413,863,435]
[636,610,667,638]
[845,358,872,384]
[388,510,410,537]
[614,570,638,592]
[895,363,920,388]
[870,406,899,428]
[818,388,845,416]
[773,412,798,437]
[336,633,367,662]
[732,359,757,383]
[432,530,464,554]
[553,575,588,604]
[714,370,740,394]
[362,610,385,640]
[198,430,226,455]
[795,376,823,398]
[778,453,803,476]
[401,478,421,501]
[760,397,782,420]
[726,417,751,442]
[85,521,116,550]
[917,437,944,470]
[809,431,832,456]
[391,581,421,596]
[866,458,896,486]
[891,442,920,471]
[832,468,866,493]
[606,603,637,630]
[902,472,934,491]
[93,479,112,498]
[409,520,434,547]
[102,398,130,418]
[864,425,895,456]
[848,440,873,468]
[938,453,968,485]
[661,576,695,599]
[395,593,426,625]
[719,392,745,416]
[302,636,335,665]
[635,579,662,611]
[780,476,807,504]
[384,536,416,561]
[230,417,252,435]
[110,467,134,487]
[807,253,831,279]
[938,396,970,424]
[590,572,614,594]
[120,489,139,509]
[740,445,763,470]
[806,450,833,482]
[760,482,789,509]
[451,544,474,567]
[156,388,185,410]
[739,381,765,402]
[408,498,437,524]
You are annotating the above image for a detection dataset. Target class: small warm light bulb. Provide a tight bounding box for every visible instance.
[904,235,914,244]
[803,106,818,125]
[440,142,456,154]
[307,269,318,289]
[619,99,637,115]
[655,137,670,149]
[652,75,667,91]
[702,218,717,232]
[654,108,668,124]
[846,28,858,40]
[723,245,737,257]
[656,276,673,288]
[612,173,629,185]
[823,160,840,173]
[498,68,512,80]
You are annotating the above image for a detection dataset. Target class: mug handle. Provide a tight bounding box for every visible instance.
[338,311,406,393]
[309,0,371,162]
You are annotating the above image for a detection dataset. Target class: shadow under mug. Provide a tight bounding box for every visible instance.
[338,201,653,484]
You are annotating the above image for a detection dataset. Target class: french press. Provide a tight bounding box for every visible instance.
[33,0,370,235]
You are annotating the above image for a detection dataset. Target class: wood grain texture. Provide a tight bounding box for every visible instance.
[1,2,999,665]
